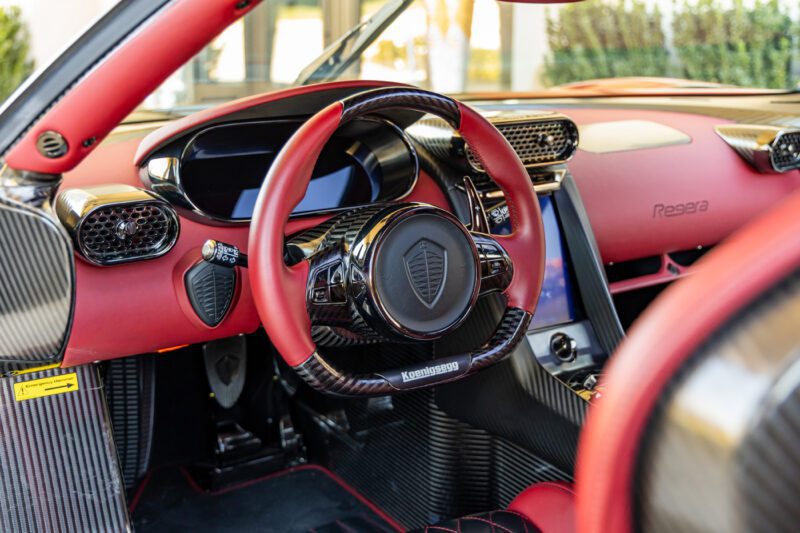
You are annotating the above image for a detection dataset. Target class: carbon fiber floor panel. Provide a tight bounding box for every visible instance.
[317,388,572,530]
[0,365,130,532]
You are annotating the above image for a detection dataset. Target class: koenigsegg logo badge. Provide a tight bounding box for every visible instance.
[401,362,460,383]
[653,200,709,218]
[403,238,446,308]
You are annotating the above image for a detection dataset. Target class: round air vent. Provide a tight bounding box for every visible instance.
[36,131,68,158]
[55,185,179,266]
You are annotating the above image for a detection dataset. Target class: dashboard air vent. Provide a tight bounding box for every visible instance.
[467,116,579,170]
[56,185,179,266]
[770,130,800,172]
[715,124,800,173]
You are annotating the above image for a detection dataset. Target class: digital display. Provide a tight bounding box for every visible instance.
[229,165,364,219]
[490,196,577,329]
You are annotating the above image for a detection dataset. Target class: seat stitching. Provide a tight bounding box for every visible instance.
[501,509,531,532]
[427,526,458,533]
[463,516,513,533]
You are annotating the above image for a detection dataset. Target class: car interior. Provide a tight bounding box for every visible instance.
[1,0,800,532]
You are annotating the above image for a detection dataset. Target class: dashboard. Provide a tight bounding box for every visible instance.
[147,117,418,222]
[57,81,800,371]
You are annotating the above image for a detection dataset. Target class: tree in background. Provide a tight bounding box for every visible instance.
[542,0,668,86]
[542,0,796,89]
[0,6,33,101]
[673,0,794,89]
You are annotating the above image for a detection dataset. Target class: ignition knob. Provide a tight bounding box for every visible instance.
[202,239,248,268]
[550,332,577,362]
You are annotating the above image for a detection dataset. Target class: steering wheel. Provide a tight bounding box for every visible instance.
[248,87,545,396]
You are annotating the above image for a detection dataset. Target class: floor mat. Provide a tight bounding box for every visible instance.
[132,465,401,532]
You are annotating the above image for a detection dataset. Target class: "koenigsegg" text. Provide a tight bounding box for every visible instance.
[401,362,460,383]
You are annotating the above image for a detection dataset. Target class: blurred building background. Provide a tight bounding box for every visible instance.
[0,0,798,108]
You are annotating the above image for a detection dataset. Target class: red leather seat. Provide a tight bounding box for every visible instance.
[420,481,575,532]
[508,481,575,532]
[576,191,800,532]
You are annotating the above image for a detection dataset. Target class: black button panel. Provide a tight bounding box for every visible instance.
[310,261,347,305]
[478,243,508,278]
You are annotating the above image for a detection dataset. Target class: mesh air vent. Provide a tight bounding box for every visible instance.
[770,130,800,172]
[467,118,579,170]
[79,202,178,265]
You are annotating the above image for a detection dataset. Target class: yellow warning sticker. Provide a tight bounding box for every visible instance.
[13,373,79,401]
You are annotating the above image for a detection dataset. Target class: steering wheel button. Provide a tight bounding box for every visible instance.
[329,263,344,284]
[350,265,367,298]
[313,287,329,304]
[330,283,347,303]
[313,268,329,288]
[489,259,507,275]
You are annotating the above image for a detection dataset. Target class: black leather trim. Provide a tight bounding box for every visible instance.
[340,87,461,129]
[416,510,541,533]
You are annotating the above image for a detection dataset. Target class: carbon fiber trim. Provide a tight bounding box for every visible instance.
[294,307,530,396]
[432,294,584,474]
[317,385,572,529]
[105,355,155,490]
[635,271,800,533]
[340,88,461,129]
[0,365,130,532]
[553,175,623,354]
[291,204,389,347]
[0,191,73,369]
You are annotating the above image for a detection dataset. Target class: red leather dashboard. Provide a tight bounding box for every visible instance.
[58,85,800,365]
[559,107,800,264]
[60,84,449,365]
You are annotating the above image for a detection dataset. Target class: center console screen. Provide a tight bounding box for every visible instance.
[489,196,577,329]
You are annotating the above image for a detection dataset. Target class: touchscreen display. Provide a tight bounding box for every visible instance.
[490,196,577,329]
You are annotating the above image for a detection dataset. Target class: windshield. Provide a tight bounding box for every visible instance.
[129,0,795,114]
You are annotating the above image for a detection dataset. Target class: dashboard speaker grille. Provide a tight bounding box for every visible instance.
[467,118,579,170]
[56,185,179,266]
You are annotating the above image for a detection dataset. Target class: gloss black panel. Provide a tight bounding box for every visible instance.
[179,118,417,221]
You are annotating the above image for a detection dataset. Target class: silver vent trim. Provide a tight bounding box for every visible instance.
[715,124,800,173]
[55,185,179,266]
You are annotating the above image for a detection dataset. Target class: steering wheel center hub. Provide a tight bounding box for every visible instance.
[365,207,480,340]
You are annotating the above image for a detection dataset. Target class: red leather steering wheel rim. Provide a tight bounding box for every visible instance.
[248,87,544,371]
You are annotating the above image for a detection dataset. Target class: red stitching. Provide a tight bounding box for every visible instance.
[463,515,515,533]
[426,526,458,533]
[501,510,531,533]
